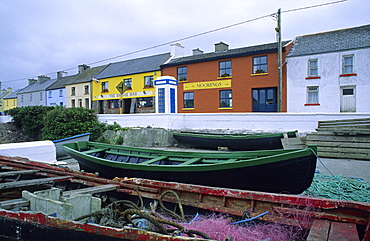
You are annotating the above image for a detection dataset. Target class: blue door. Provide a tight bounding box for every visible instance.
[252,88,277,112]
[170,88,176,113]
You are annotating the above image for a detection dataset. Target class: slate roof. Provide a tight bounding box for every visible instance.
[161,41,291,67]
[287,24,370,57]
[95,53,171,79]
[18,78,58,94]
[0,90,11,99]
[47,74,77,90]
[66,64,108,85]
[4,89,21,99]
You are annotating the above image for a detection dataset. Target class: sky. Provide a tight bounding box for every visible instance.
[1,0,369,90]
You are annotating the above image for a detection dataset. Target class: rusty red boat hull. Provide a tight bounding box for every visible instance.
[0,155,369,241]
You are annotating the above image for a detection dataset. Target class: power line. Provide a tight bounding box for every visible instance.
[2,0,347,84]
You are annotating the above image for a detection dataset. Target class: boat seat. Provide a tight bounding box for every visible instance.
[139,156,168,165]
[179,158,201,165]
[63,184,119,197]
[81,148,108,154]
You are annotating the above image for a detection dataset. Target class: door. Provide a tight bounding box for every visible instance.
[252,88,277,112]
[340,87,356,112]
[123,99,132,114]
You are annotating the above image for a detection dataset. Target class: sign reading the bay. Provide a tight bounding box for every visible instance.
[183,79,231,90]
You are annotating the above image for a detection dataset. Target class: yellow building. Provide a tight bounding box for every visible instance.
[2,88,16,112]
[92,53,170,114]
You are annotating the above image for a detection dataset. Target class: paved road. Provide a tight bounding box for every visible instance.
[316,157,370,181]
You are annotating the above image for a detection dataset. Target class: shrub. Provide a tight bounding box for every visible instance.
[41,106,100,140]
[5,106,55,140]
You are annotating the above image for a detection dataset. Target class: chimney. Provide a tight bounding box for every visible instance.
[170,43,184,58]
[192,48,204,55]
[57,71,67,80]
[37,75,51,83]
[78,64,90,74]
[28,78,37,85]
[215,41,229,52]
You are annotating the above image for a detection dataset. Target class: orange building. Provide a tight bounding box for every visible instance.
[161,41,292,113]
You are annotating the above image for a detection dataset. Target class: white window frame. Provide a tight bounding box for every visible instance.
[308,59,318,77]
[307,86,319,104]
[342,55,354,74]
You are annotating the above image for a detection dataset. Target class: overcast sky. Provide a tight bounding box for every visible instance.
[1,0,369,90]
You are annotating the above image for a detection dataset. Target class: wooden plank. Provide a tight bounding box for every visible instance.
[281,137,306,149]
[306,219,330,240]
[180,158,202,165]
[63,184,118,197]
[305,141,370,148]
[0,198,29,209]
[306,134,370,143]
[317,127,370,135]
[318,146,370,153]
[81,148,108,154]
[0,170,38,178]
[139,156,168,165]
[328,221,359,241]
[0,176,72,190]
[318,118,370,126]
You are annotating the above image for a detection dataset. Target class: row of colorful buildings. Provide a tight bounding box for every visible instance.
[2,24,369,114]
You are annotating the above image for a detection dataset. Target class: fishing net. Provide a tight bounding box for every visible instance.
[303,172,370,203]
[178,212,311,241]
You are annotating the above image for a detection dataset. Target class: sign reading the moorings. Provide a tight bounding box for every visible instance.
[183,79,231,90]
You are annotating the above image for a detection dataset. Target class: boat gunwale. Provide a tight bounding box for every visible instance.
[173,130,298,140]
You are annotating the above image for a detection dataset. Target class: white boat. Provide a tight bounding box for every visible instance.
[52,133,90,160]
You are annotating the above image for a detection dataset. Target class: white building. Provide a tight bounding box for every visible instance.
[286,24,370,113]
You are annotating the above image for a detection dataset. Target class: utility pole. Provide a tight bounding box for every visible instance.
[276,9,283,112]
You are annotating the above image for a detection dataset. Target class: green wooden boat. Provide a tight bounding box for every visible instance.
[173,131,298,151]
[62,141,317,194]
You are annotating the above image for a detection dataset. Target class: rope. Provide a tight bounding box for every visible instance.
[158,190,185,222]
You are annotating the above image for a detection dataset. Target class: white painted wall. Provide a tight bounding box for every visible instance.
[2,113,369,134]
[97,113,370,134]
[287,48,370,113]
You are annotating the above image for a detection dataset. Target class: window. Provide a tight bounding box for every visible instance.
[253,56,267,74]
[307,86,319,104]
[71,99,75,107]
[144,76,154,87]
[21,95,24,102]
[48,91,52,98]
[343,55,354,74]
[219,60,232,77]
[342,88,354,96]
[85,98,89,108]
[101,82,108,92]
[78,99,82,107]
[71,87,76,95]
[59,90,63,97]
[177,66,187,81]
[183,92,194,108]
[220,90,232,108]
[124,78,132,89]
[158,88,165,113]
[137,97,153,108]
[40,92,43,100]
[30,93,33,101]
[60,102,63,106]
[84,85,89,94]
[108,100,119,109]
[308,59,318,76]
